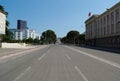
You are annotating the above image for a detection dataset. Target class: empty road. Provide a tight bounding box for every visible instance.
[0,45,120,81]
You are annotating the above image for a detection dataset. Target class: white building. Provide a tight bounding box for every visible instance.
[10,29,40,40]
[0,11,6,35]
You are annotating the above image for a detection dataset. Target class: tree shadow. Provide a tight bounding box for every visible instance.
[79,45,120,54]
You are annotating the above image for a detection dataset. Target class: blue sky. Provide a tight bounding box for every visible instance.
[0,0,120,37]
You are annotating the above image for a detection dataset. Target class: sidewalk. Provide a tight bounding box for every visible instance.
[67,44,120,54]
[80,46,120,54]
[68,44,120,54]
[0,45,50,58]
[0,45,38,57]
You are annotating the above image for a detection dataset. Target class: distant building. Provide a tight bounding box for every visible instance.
[29,29,40,39]
[85,2,120,48]
[10,29,40,40]
[17,20,28,30]
[10,20,40,40]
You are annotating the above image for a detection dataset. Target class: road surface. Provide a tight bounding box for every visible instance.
[0,45,120,81]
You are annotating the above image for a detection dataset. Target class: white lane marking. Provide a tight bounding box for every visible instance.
[65,54,71,60]
[14,66,31,81]
[38,53,46,61]
[65,46,120,69]
[26,66,31,71]
[75,66,89,81]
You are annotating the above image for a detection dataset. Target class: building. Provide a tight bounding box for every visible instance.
[0,11,6,34]
[29,29,40,39]
[85,2,120,48]
[10,29,40,40]
[0,11,6,47]
[17,20,28,30]
[10,20,40,40]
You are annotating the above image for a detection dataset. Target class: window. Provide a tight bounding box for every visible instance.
[103,17,106,36]
[107,15,110,35]
[111,12,114,34]
[100,18,103,36]
[115,9,120,33]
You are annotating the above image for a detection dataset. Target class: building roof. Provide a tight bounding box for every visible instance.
[85,14,99,23]
[85,1,120,23]
[99,1,120,18]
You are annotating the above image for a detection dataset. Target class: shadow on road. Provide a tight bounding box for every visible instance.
[64,44,120,54]
[79,46,120,54]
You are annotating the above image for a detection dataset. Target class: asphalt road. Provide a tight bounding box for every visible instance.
[0,45,120,81]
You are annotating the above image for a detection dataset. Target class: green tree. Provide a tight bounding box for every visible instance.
[25,38,34,43]
[34,38,40,44]
[78,34,85,45]
[61,32,85,46]
[61,36,68,44]
[66,30,80,44]
[41,30,57,44]
[0,5,5,12]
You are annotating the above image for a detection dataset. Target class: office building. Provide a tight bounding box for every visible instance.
[17,20,28,30]
[85,2,120,48]
[10,29,40,40]
[10,20,40,40]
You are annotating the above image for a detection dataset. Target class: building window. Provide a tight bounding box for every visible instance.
[115,8,120,33]
[98,20,100,37]
[111,12,114,34]
[107,15,110,35]
[94,20,97,38]
[103,17,106,36]
[117,38,120,44]
[100,18,103,36]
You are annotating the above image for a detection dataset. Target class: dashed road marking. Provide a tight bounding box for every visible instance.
[65,54,71,60]
[75,66,89,81]
[65,46,120,69]
[14,66,31,81]
[38,53,46,61]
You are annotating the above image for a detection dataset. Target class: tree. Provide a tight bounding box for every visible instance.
[0,5,5,12]
[61,30,86,45]
[41,30,57,44]
[78,34,85,45]
[66,30,80,44]
[34,38,40,44]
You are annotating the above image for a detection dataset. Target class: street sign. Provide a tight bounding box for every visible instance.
[0,12,6,34]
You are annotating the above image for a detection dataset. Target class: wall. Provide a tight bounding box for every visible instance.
[2,43,27,48]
